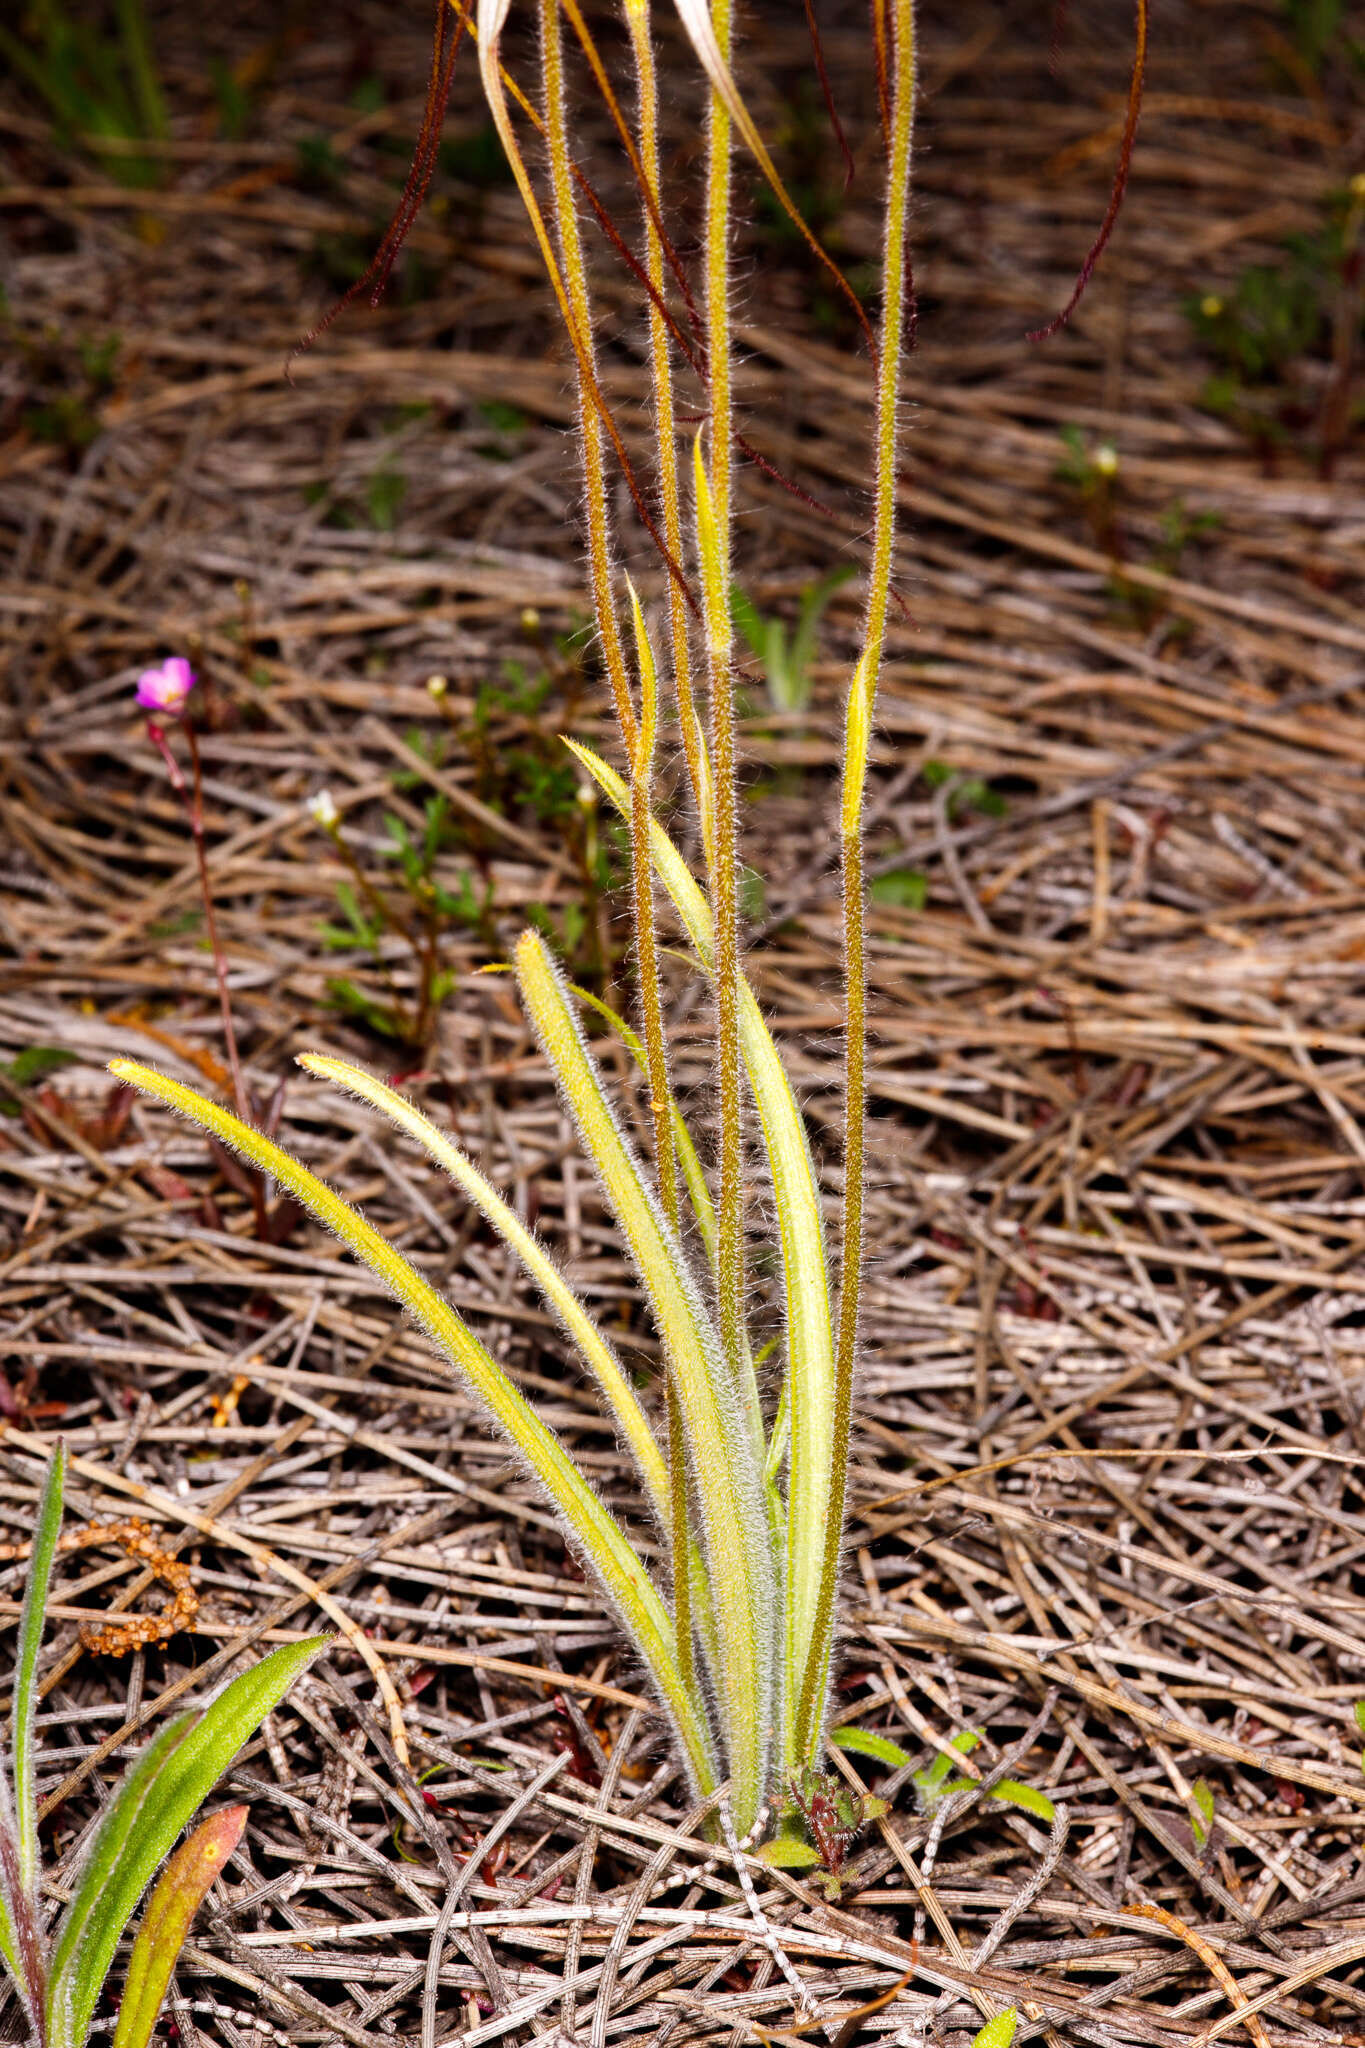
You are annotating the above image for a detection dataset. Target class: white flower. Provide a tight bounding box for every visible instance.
[309,789,339,829]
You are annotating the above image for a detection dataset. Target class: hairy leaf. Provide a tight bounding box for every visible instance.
[753,1835,821,1870]
[971,2011,1018,2048]
[297,1052,672,1536]
[831,1726,913,1770]
[107,1060,714,1806]
[567,742,833,1770]
[514,930,770,1830]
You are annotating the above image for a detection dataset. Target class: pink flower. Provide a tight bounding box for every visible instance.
[136,657,196,718]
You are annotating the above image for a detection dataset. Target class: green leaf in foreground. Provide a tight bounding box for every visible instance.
[49,1636,329,2048]
[831,1725,913,1770]
[972,2009,1019,2048]
[112,1805,248,2048]
[753,1835,821,1869]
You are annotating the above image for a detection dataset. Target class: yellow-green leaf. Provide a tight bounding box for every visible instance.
[111,1806,247,2048]
[107,1060,714,1807]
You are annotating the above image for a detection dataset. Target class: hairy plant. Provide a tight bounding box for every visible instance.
[113,0,1134,1851]
[0,1448,325,2048]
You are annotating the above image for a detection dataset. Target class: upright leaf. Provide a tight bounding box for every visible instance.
[107,1062,714,1808]
[111,1806,247,2048]
[515,929,774,1832]
[46,1712,196,2043]
[568,742,833,1768]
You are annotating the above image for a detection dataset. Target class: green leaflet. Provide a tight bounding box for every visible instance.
[47,1713,197,2030]
[50,1639,328,2048]
[831,1726,913,1770]
[567,740,833,1770]
[514,931,772,1833]
[108,1060,715,1808]
[753,1835,821,1869]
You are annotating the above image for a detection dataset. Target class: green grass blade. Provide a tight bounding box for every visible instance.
[111,1806,247,2048]
[51,1639,326,2048]
[297,1053,673,1537]
[568,741,834,1768]
[14,1444,66,1896]
[108,1061,714,1804]
[515,929,774,1832]
[111,0,169,142]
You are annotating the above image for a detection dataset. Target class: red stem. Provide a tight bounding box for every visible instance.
[147,720,251,1127]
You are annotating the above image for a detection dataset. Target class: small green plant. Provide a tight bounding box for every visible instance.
[0,1449,325,2048]
[312,789,479,1047]
[731,563,855,717]
[1056,424,1120,555]
[0,1047,78,1117]
[754,1763,889,1898]
[0,0,169,188]
[869,866,928,911]
[6,319,122,457]
[922,759,1007,819]
[1276,0,1364,79]
[1184,178,1365,469]
[1188,1776,1216,1848]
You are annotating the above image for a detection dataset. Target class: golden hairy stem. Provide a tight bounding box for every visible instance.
[539,0,636,757]
[796,0,917,1765]
[623,0,706,822]
[701,0,744,1394]
[626,585,695,1694]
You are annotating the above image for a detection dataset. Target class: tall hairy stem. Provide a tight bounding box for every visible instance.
[623,0,706,821]
[795,0,916,1765]
[539,0,636,756]
[542,0,694,1690]
[627,588,694,1696]
[701,0,744,1391]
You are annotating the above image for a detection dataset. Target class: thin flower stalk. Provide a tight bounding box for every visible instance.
[795,0,917,1767]
[622,0,707,821]
[542,0,698,1674]
[538,0,636,757]
[699,0,746,1395]
[624,585,695,1693]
